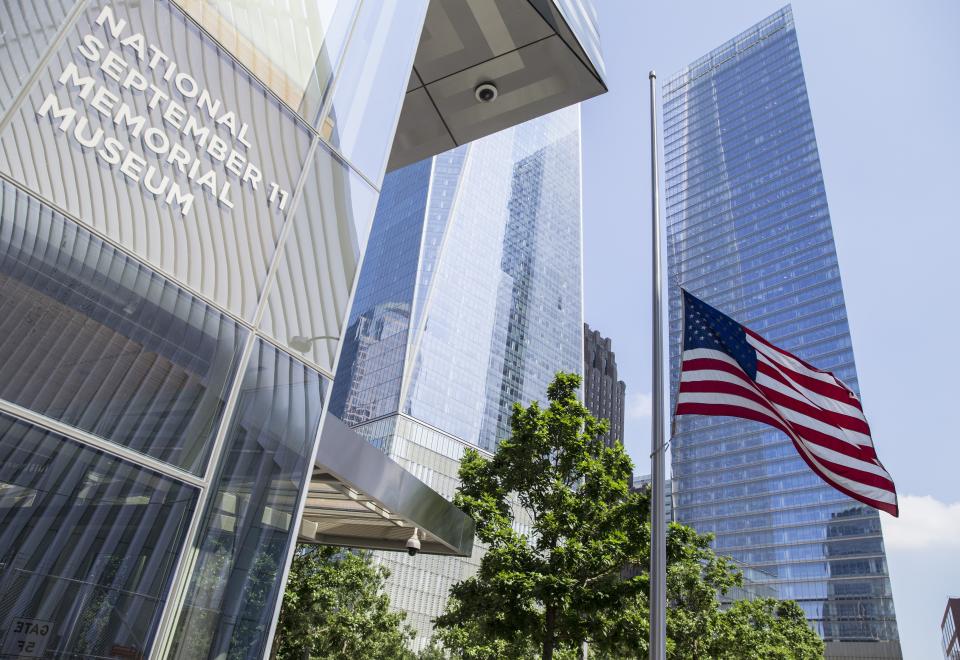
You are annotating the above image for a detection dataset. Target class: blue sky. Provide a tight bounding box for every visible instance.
[579,2,960,658]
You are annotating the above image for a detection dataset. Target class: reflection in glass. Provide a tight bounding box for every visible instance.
[174,0,359,121]
[327,157,432,424]
[171,340,325,660]
[331,106,582,454]
[321,0,429,182]
[0,181,247,475]
[0,413,197,657]
[327,107,583,648]
[260,143,378,374]
[0,0,75,115]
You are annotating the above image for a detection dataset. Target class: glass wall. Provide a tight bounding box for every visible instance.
[0,179,247,475]
[664,7,899,644]
[170,340,325,660]
[0,0,434,652]
[0,414,197,657]
[329,106,583,649]
[327,157,432,425]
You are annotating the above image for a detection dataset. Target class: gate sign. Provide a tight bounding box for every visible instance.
[1,618,53,658]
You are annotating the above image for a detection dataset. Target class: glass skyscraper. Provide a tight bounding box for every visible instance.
[329,105,583,647]
[663,7,900,657]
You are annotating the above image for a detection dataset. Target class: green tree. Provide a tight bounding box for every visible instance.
[272,544,415,660]
[434,372,824,660]
[711,599,824,660]
[435,372,648,659]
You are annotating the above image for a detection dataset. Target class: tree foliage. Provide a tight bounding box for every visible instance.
[711,599,824,660]
[272,544,416,660]
[433,372,824,660]
[435,372,648,659]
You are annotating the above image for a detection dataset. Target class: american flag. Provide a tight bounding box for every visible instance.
[675,289,898,517]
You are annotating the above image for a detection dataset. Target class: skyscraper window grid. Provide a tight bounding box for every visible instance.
[663,6,899,654]
[329,106,583,648]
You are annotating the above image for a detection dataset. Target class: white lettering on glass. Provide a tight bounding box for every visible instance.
[32,4,293,218]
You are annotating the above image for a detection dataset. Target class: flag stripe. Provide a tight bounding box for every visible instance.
[681,353,867,444]
[676,290,898,517]
[757,380,871,435]
[755,365,867,426]
[677,390,898,502]
[678,383,881,469]
[755,352,861,409]
[744,327,842,383]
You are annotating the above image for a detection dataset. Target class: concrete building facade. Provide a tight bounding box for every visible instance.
[584,323,626,448]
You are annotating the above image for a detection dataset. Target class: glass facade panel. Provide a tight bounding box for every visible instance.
[0,180,247,475]
[170,339,325,660]
[664,7,898,645]
[174,0,359,123]
[403,106,583,452]
[0,0,76,116]
[320,0,429,182]
[331,106,583,452]
[259,142,378,375]
[0,0,314,319]
[0,413,197,657]
[328,157,432,425]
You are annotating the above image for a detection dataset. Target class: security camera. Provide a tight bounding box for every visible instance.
[406,528,421,556]
[474,82,498,103]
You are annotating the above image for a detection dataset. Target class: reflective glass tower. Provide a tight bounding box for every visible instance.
[329,105,583,647]
[663,7,900,657]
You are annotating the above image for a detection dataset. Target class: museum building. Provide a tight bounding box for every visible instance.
[0,1,605,657]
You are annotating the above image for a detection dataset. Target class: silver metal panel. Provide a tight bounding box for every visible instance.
[413,0,553,84]
[407,68,423,92]
[387,87,455,172]
[302,415,474,557]
[528,0,605,81]
[388,0,605,172]
[426,35,601,146]
[259,142,378,374]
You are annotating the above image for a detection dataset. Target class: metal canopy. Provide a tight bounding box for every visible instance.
[299,416,474,557]
[387,0,606,172]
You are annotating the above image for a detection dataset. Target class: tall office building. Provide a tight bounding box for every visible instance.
[583,323,626,447]
[0,1,603,656]
[944,598,960,660]
[663,7,900,658]
[330,105,583,647]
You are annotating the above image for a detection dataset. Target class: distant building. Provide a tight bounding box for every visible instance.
[633,473,675,523]
[721,560,779,605]
[944,598,960,659]
[584,323,626,447]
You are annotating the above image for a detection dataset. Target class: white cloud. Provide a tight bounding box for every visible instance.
[881,494,960,551]
[627,391,652,420]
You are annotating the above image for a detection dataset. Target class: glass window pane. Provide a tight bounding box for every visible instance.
[0,0,76,115]
[0,181,247,475]
[322,0,429,183]
[0,412,198,657]
[174,0,359,123]
[260,142,378,373]
[170,340,325,660]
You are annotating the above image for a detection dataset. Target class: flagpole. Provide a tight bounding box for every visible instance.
[648,69,667,660]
